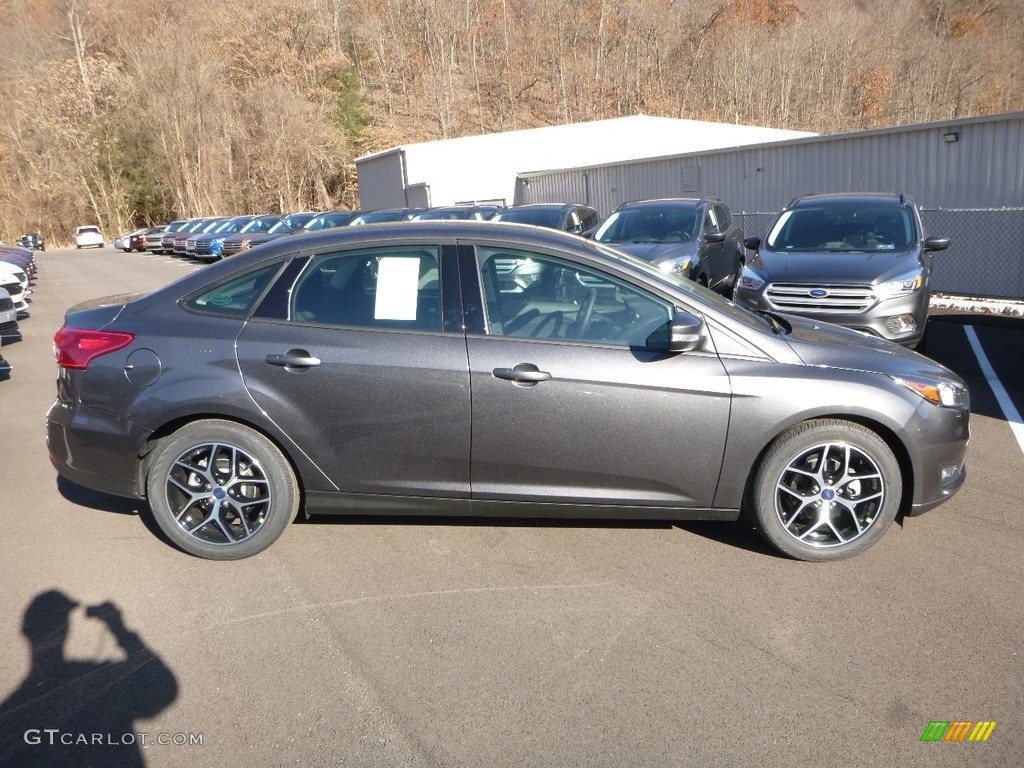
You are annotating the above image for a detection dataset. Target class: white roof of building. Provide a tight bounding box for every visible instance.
[356,115,815,206]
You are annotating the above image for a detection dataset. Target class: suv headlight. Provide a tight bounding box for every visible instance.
[737,268,765,291]
[875,272,923,299]
[658,257,692,277]
[892,376,968,408]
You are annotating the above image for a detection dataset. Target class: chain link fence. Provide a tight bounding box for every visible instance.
[735,208,1024,300]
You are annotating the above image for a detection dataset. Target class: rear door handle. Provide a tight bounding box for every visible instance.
[492,364,551,384]
[266,349,321,369]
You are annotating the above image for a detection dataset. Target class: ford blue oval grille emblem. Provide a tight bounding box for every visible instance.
[809,288,829,298]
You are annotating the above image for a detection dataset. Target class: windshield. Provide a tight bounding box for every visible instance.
[767,204,916,252]
[493,208,562,228]
[266,220,292,235]
[239,216,280,234]
[594,205,698,244]
[351,210,406,225]
[302,212,356,230]
[214,218,250,234]
[413,209,467,220]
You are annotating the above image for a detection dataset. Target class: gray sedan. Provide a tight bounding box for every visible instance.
[47,221,968,561]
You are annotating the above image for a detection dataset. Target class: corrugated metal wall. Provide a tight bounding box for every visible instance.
[519,113,1023,213]
[518,113,1024,299]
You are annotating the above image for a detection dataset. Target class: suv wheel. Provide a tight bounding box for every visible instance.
[748,419,901,561]
[146,420,299,560]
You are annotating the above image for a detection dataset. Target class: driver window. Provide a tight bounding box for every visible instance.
[475,247,672,347]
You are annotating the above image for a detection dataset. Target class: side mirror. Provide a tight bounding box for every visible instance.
[647,311,705,353]
[923,236,950,252]
[743,236,762,250]
[705,231,726,244]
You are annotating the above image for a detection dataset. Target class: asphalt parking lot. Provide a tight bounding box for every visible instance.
[1,247,1021,767]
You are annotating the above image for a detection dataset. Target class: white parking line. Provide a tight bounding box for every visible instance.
[965,324,1024,454]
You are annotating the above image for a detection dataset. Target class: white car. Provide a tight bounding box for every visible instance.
[75,225,104,249]
[0,286,18,339]
[0,263,29,311]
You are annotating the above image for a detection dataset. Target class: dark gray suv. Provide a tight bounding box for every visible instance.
[48,221,968,562]
[590,198,744,294]
[735,193,949,348]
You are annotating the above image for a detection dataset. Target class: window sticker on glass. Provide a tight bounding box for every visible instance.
[374,257,421,320]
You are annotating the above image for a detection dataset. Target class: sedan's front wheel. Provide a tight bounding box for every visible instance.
[748,420,902,561]
[146,420,299,560]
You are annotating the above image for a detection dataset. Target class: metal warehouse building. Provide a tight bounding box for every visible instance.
[355,115,813,211]
[516,112,1024,300]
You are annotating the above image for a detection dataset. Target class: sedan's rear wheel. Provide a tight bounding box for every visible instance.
[146,420,299,560]
[748,420,902,561]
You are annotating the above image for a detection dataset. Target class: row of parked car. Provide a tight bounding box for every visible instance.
[0,241,38,378]
[103,190,946,349]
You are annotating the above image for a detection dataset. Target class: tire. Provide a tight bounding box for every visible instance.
[146,419,299,560]
[747,419,902,561]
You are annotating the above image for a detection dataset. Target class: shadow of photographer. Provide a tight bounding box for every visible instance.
[0,591,178,767]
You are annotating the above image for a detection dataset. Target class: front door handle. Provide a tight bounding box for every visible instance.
[266,349,321,370]
[492,364,551,385]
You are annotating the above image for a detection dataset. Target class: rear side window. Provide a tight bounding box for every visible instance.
[289,247,442,332]
[183,263,282,317]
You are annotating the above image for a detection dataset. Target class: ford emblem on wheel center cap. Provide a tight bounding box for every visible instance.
[821,488,836,500]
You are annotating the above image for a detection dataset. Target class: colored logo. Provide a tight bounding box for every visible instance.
[920,721,997,742]
[809,288,829,298]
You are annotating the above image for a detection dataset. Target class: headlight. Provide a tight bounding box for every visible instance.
[658,257,692,276]
[737,269,765,291]
[875,273,923,299]
[892,376,968,408]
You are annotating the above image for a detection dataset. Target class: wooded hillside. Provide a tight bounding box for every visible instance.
[1,0,1021,242]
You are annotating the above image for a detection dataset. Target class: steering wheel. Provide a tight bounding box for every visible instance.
[567,288,597,339]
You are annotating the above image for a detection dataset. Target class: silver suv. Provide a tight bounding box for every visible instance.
[734,193,949,349]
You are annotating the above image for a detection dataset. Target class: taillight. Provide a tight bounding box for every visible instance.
[53,328,135,370]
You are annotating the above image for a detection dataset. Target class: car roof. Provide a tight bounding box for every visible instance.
[616,198,703,210]
[789,192,911,207]
[500,203,590,212]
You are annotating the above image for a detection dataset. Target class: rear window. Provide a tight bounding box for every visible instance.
[183,263,283,317]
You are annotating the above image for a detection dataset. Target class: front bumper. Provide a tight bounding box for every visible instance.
[905,398,970,515]
[735,284,929,346]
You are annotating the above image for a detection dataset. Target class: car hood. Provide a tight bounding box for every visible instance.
[781,313,957,380]
[753,248,920,284]
[606,241,697,264]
